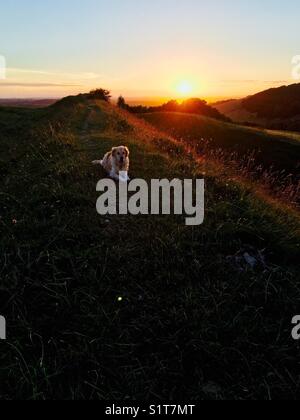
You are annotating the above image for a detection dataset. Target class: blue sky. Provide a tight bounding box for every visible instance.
[0,0,299,99]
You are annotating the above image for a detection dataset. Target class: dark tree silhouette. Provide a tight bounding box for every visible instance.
[88,88,111,102]
[117,96,129,110]
[160,100,180,112]
[126,98,230,122]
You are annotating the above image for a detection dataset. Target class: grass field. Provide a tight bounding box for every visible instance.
[142,112,300,174]
[0,96,300,400]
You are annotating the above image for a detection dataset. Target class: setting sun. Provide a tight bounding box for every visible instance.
[177,81,193,97]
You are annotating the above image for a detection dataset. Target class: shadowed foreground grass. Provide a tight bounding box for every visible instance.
[0,98,300,400]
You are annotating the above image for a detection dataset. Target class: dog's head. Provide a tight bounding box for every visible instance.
[112,146,130,167]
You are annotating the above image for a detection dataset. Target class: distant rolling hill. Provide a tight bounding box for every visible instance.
[213,83,300,131]
[0,98,58,108]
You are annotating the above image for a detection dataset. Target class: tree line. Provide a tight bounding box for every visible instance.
[86,89,230,122]
[117,96,231,122]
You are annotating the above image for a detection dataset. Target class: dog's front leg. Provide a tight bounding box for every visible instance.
[110,170,120,182]
[119,171,130,182]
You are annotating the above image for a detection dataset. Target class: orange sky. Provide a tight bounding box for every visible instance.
[0,1,298,100]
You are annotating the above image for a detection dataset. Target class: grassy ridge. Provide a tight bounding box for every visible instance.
[0,98,300,400]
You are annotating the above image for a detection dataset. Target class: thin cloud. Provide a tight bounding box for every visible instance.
[220,80,290,85]
[0,82,81,87]
[263,80,290,84]
[8,68,104,80]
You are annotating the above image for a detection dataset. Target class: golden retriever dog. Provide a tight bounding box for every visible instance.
[93,146,130,181]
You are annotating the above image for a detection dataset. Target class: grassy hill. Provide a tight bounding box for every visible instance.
[142,112,300,197]
[0,96,300,400]
[214,83,300,131]
[214,98,265,125]
[243,84,300,119]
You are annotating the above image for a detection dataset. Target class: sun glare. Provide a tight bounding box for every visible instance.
[177,81,193,97]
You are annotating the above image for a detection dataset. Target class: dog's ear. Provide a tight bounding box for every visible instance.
[124,147,130,157]
[112,147,117,157]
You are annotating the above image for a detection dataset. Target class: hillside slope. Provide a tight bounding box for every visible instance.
[214,83,300,131]
[213,98,262,125]
[0,97,300,400]
[142,112,300,177]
